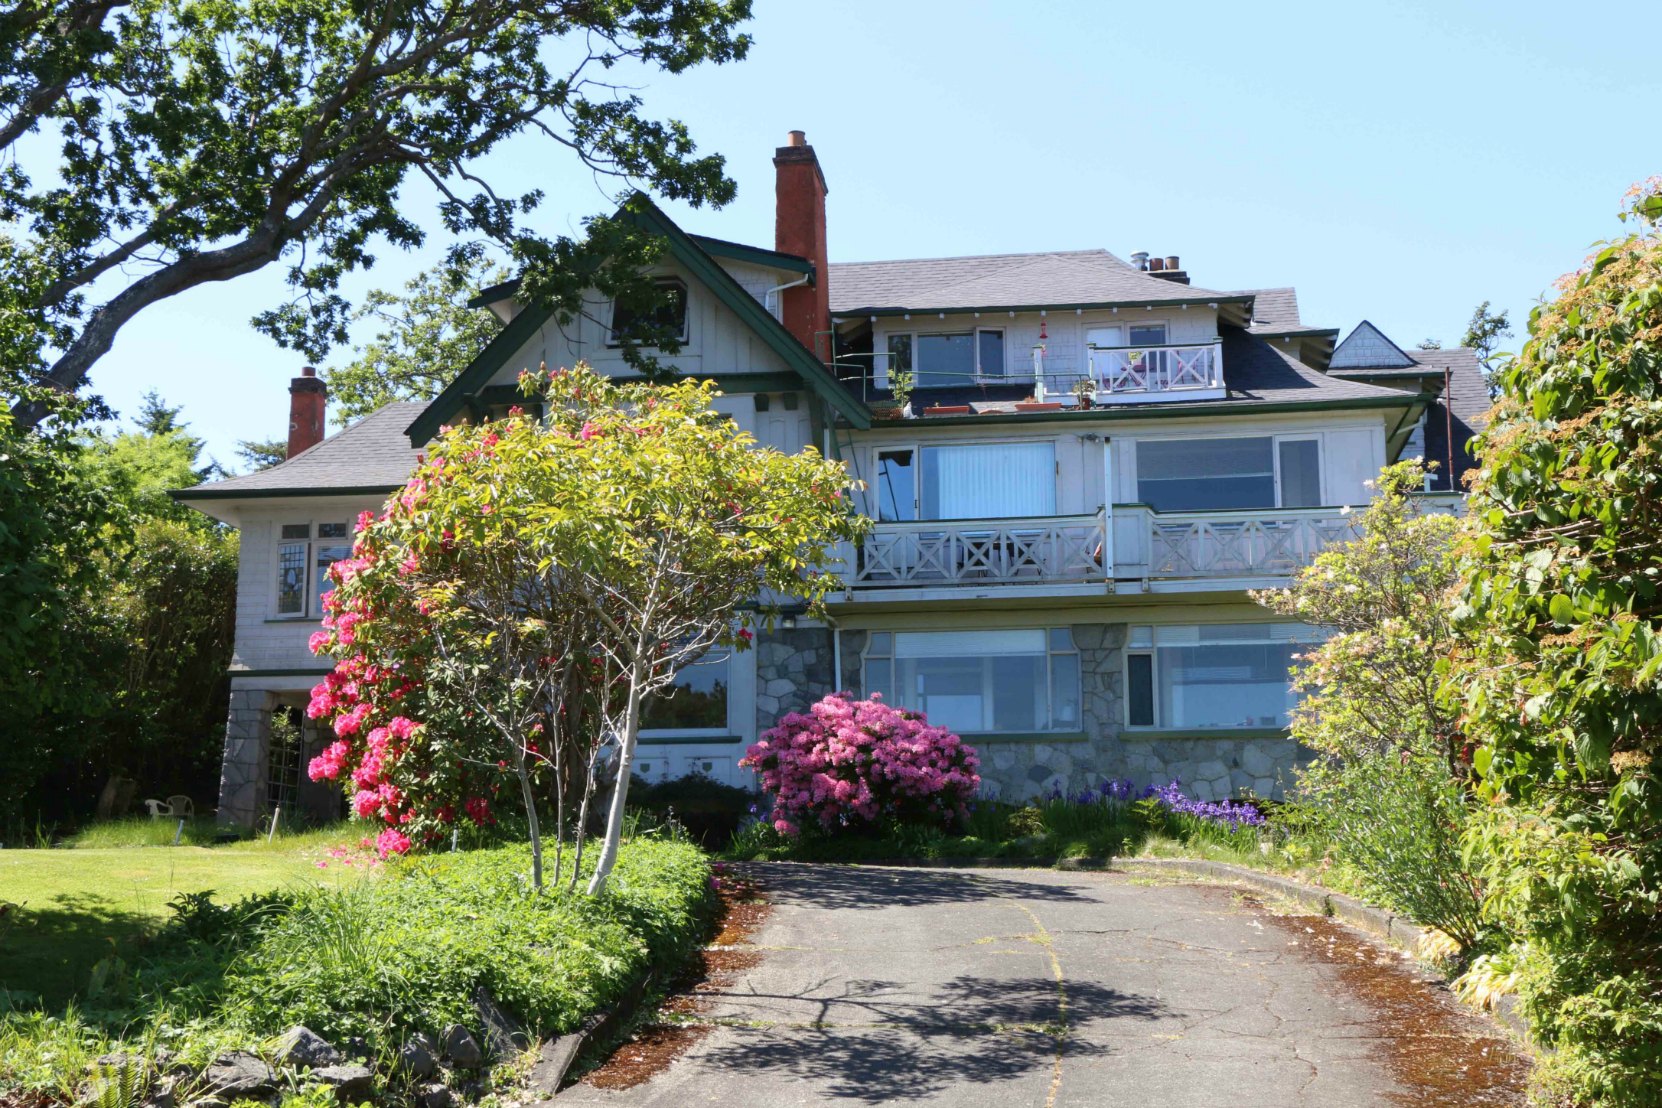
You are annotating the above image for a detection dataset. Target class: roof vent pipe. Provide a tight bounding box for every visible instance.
[1165,255,1180,271]
[1148,256,1165,272]
[1130,251,1149,271]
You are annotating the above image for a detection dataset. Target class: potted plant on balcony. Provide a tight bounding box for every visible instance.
[1071,376,1097,410]
[872,369,913,420]
[1014,393,1063,412]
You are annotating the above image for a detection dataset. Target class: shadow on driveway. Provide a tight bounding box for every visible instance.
[748,862,1094,911]
[698,972,1165,1102]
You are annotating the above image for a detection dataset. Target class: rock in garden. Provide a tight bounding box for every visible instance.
[312,1064,375,1100]
[440,1024,482,1068]
[276,1025,343,1069]
[397,1034,438,1078]
[201,1052,276,1097]
[472,986,527,1057]
[418,1083,455,1108]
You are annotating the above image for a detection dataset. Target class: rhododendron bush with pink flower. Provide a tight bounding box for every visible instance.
[307,363,866,892]
[742,693,980,835]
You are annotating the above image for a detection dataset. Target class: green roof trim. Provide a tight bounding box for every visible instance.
[463,237,809,309]
[688,235,813,274]
[413,195,869,446]
[405,295,558,444]
[173,483,402,502]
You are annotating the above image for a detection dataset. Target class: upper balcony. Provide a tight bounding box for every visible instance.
[837,503,1361,599]
[1030,341,1226,406]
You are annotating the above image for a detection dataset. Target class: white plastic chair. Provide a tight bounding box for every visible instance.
[143,798,173,820]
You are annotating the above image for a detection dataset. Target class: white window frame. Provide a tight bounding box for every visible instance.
[861,627,1081,734]
[1123,622,1320,730]
[1132,431,1327,511]
[639,646,744,739]
[878,326,1007,388]
[869,438,1059,522]
[1272,434,1325,507]
[272,519,354,620]
[607,277,690,348]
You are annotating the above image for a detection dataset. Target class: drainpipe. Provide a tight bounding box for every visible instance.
[1444,364,1455,492]
[764,273,812,323]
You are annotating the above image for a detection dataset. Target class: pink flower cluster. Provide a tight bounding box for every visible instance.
[741,692,980,836]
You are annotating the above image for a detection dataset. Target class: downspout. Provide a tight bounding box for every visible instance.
[763,272,813,322]
[1444,364,1455,493]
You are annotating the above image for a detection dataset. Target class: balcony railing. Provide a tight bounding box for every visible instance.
[1031,341,1225,406]
[847,512,1107,588]
[1110,504,1353,580]
[839,505,1366,594]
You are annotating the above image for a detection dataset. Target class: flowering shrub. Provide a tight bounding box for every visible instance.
[1141,780,1266,831]
[741,693,979,836]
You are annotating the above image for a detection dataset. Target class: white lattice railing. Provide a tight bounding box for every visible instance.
[1140,507,1352,578]
[850,512,1106,587]
[1088,342,1222,395]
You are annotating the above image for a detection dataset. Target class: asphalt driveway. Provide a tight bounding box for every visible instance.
[559,864,1527,1107]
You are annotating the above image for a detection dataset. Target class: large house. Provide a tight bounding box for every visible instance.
[179,132,1488,828]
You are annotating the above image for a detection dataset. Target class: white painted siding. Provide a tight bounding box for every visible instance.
[480,260,799,389]
[225,495,388,674]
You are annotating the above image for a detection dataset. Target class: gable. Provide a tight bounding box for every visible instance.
[407,197,870,445]
[1330,320,1417,369]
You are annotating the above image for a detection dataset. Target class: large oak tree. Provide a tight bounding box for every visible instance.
[1,0,751,422]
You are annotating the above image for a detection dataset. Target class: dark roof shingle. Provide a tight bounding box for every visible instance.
[177,401,427,498]
[828,249,1239,314]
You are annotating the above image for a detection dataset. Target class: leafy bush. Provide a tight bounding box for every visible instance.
[1301,755,1484,947]
[629,772,759,849]
[222,839,711,1061]
[1450,183,1662,1105]
[741,693,979,836]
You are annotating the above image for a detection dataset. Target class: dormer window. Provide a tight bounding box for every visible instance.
[609,278,688,346]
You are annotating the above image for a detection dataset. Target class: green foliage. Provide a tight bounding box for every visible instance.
[77,392,223,522]
[224,840,712,1061]
[311,364,867,892]
[232,438,286,472]
[1255,460,1487,948]
[629,773,757,849]
[2,0,754,404]
[1256,460,1465,769]
[325,257,507,422]
[1461,300,1514,394]
[0,377,129,820]
[1450,182,1662,1105]
[723,799,1145,865]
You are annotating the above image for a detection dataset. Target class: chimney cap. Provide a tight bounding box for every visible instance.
[301,365,317,378]
[787,129,806,147]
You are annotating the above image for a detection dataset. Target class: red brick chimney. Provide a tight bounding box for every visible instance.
[773,130,830,361]
[287,366,327,458]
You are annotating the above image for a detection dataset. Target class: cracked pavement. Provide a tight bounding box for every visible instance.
[557,864,1526,1107]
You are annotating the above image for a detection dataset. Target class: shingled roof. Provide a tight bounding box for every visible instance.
[828,249,1245,315]
[176,401,427,499]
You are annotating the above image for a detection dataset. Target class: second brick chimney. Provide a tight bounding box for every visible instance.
[773,130,830,361]
[287,366,327,458]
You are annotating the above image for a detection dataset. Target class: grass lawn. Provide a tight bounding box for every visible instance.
[0,828,362,1007]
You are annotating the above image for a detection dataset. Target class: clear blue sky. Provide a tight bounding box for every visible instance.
[86,0,1656,466]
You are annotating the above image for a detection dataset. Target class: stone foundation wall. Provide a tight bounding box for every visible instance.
[754,626,836,736]
[217,689,271,828]
[217,686,345,828]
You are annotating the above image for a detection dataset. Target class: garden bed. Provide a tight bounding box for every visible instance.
[0,837,714,1108]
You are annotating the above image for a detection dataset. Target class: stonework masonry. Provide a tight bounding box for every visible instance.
[753,626,837,736]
